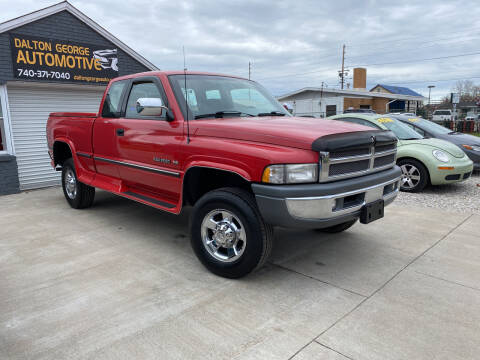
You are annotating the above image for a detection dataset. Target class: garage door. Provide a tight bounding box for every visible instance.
[8,83,105,190]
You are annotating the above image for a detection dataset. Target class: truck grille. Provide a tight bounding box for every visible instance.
[319,142,397,182]
[329,160,370,176]
[374,154,396,168]
[329,147,370,159]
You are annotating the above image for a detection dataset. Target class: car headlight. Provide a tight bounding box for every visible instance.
[432,149,449,162]
[262,164,318,184]
[462,144,480,152]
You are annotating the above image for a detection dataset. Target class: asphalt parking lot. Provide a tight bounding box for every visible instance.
[1,186,479,359]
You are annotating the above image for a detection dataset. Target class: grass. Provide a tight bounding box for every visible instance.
[471,133,480,137]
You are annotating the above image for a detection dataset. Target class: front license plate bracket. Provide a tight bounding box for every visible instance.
[360,199,384,224]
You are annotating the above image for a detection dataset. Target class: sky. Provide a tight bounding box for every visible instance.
[1,0,480,100]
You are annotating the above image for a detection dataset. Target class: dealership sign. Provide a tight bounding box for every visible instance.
[10,34,118,84]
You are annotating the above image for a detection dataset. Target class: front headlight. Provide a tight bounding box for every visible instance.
[462,144,480,152]
[432,149,449,162]
[262,164,318,184]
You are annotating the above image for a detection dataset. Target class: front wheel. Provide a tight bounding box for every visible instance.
[190,188,273,278]
[397,159,428,192]
[62,158,95,209]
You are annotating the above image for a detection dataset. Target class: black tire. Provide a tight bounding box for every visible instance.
[61,158,95,209]
[317,219,358,233]
[397,158,429,193]
[190,187,273,279]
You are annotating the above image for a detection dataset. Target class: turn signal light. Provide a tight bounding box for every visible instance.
[438,166,454,170]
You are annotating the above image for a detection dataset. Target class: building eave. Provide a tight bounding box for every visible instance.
[0,1,158,71]
[277,87,426,102]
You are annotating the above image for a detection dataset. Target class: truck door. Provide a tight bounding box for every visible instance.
[115,77,182,204]
[92,79,130,182]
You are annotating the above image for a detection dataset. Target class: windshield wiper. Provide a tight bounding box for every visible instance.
[257,111,286,117]
[194,111,254,119]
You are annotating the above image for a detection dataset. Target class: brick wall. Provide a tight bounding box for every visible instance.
[0,10,150,83]
[0,155,20,195]
[343,97,389,114]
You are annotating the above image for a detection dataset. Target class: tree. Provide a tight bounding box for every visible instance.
[452,80,480,101]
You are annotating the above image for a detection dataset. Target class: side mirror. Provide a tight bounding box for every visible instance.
[136,97,168,117]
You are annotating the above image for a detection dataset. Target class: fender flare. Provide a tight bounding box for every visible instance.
[181,163,253,207]
[182,162,252,182]
[52,137,78,168]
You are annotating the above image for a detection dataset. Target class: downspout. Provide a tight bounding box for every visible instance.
[386,99,396,114]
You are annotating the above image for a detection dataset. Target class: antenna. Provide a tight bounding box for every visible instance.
[183,46,190,144]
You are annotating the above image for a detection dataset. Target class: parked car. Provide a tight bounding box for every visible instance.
[46,71,402,278]
[328,114,474,192]
[391,114,480,171]
[343,108,376,114]
[432,109,452,122]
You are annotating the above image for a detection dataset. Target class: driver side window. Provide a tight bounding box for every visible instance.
[125,82,166,119]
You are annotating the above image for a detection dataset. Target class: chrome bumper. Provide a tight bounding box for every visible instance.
[285,178,400,220]
[252,166,402,229]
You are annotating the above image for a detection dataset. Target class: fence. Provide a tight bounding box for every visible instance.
[439,120,480,133]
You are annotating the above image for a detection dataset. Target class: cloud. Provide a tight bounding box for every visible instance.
[1,0,479,99]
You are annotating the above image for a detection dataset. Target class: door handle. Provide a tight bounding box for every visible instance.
[116,128,125,136]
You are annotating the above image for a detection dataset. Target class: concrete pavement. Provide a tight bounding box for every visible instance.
[0,187,478,359]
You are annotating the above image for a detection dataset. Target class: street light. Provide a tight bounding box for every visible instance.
[428,85,435,105]
[427,85,435,119]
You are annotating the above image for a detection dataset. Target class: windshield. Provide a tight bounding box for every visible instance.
[407,118,452,135]
[433,110,451,115]
[376,117,423,140]
[168,74,290,120]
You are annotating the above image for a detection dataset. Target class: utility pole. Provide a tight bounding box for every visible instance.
[338,44,346,89]
[320,81,324,117]
[248,61,251,80]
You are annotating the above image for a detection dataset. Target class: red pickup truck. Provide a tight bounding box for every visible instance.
[47,71,401,278]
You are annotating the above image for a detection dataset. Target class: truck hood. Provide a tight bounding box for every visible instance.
[192,116,373,150]
[398,138,465,158]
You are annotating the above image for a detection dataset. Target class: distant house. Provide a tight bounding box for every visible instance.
[277,68,426,117]
[370,84,424,113]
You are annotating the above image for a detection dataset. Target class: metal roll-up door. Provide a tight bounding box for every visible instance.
[7,83,105,190]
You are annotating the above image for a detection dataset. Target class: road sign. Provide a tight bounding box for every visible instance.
[451,93,460,104]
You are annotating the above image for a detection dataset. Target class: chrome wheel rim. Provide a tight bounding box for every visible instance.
[201,209,247,263]
[400,164,421,190]
[64,168,77,199]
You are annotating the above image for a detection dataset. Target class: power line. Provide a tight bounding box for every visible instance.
[346,35,480,61]
[367,75,480,86]
[350,50,480,67]
[256,50,480,82]
[348,25,480,48]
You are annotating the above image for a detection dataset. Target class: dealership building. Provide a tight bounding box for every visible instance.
[0,1,157,195]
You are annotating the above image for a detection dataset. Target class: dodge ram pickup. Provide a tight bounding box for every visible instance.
[47,71,402,278]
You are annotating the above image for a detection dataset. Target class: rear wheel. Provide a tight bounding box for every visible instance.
[62,158,95,209]
[397,159,428,192]
[190,187,273,278]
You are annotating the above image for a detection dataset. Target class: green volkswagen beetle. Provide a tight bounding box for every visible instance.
[328,113,474,192]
